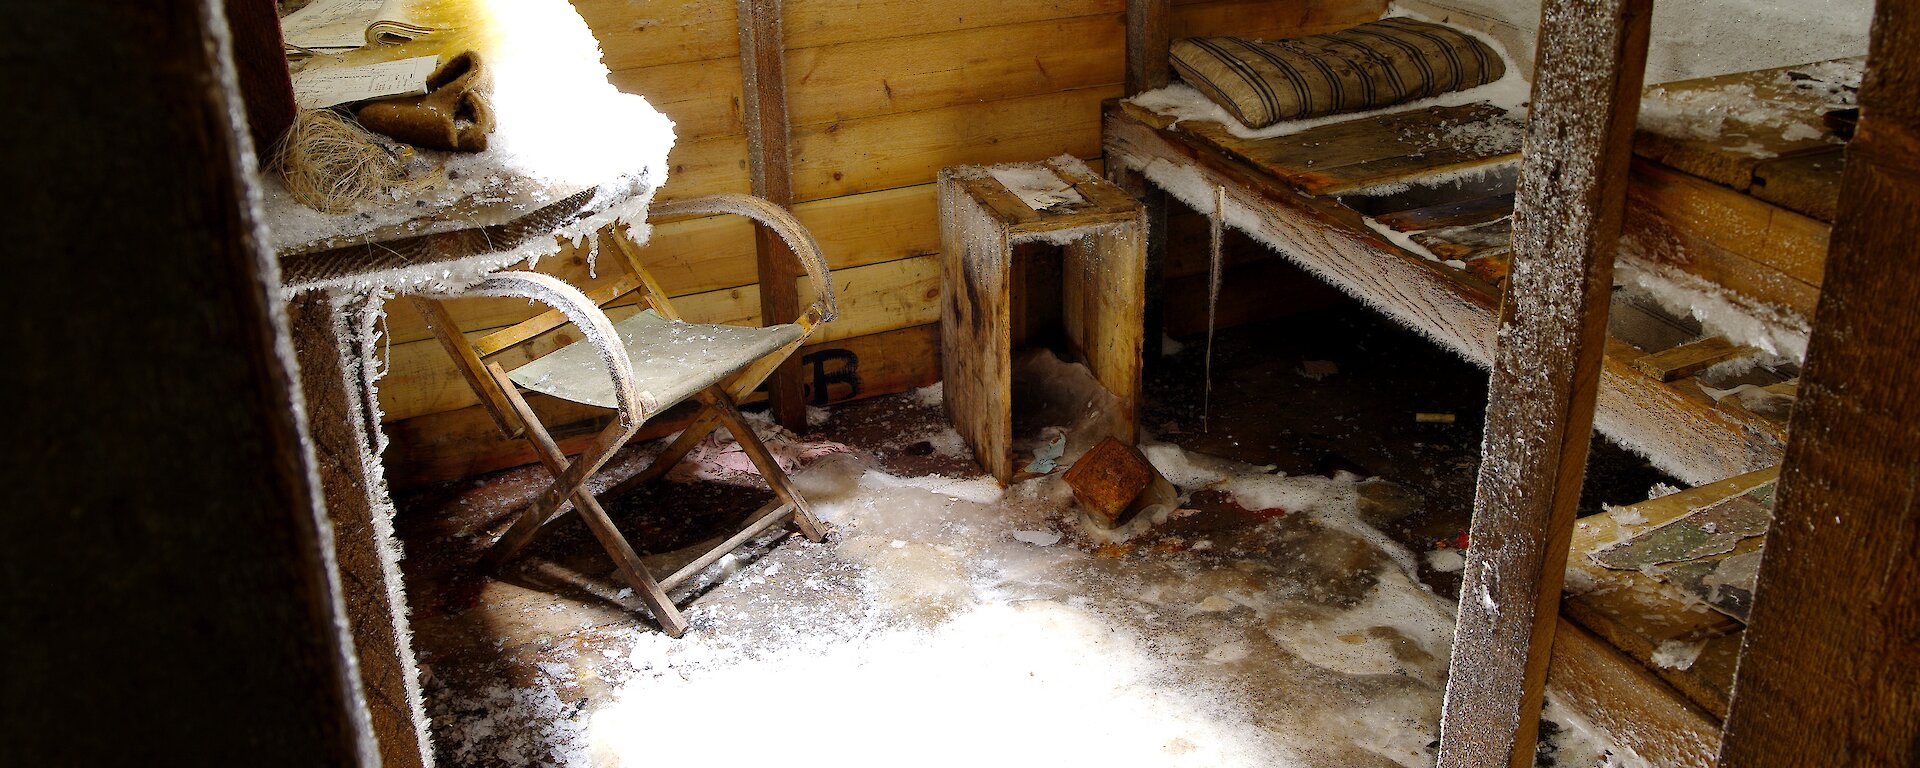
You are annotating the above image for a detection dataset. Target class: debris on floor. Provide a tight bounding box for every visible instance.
[403,313,1651,767]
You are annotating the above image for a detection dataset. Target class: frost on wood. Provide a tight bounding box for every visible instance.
[263,0,674,278]
[1637,58,1860,153]
[1123,154,1493,364]
[327,291,437,766]
[1440,0,1647,760]
[1615,257,1810,362]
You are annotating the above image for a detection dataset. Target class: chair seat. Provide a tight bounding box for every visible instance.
[508,309,805,412]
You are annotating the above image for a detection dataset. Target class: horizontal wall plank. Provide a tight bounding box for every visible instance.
[382,323,942,487]
[1171,0,1383,39]
[787,15,1124,126]
[658,133,752,201]
[377,254,941,421]
[792,85,1117,202]
[785,0,1119,52]
[609,57,744,143]
[382,183,942,344]
[576,0,737,72]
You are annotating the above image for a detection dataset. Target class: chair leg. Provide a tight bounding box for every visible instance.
[480,365,690,636]
[603,406,724,500]
[697,387,828,542]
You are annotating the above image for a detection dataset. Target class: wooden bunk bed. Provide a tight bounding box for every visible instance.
[1102,62,1841,490]
[1104,2,1861,765]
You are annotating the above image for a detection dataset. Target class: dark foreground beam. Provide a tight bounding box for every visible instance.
[1437,0,1652,765]
[0,0,369,763]
[1719,1,1920,763]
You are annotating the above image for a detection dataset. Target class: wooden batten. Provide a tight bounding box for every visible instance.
[1437,0,1651,765]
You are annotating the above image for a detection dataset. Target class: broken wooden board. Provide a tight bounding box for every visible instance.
[1629,336,1755,382]
[1162,101,1523,197]
[1633,57,1860,210]
[1591,481,1772,573]
[1563,466,1780,719]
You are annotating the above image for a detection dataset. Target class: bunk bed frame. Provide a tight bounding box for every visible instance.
[1109,0,1918,765]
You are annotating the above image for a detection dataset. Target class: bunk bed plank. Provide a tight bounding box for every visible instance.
[1719,6,1920,759]
[1373,193,1516,232]
[1631,59,1860,197]
[1750,146,1844,221]
[1629,336,1754,382]
[1165,102,1518,195]
[1627,159,1830,287]
[1438,0,1652,762]
[1546,618,1720,768]
[1106,100,1501,353]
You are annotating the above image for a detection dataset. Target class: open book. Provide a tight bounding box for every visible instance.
[281,0,435,52]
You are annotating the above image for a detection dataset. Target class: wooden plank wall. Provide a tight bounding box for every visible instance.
[381,0,1386,485]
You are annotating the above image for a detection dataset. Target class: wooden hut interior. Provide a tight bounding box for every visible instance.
[9,0,1916,765]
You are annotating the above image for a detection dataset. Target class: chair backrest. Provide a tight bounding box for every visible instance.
[464,191,837,367]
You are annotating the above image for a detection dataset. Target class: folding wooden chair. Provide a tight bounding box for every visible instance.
[410,193,837,637]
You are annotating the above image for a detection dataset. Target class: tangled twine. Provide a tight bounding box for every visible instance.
[275,109,434,213]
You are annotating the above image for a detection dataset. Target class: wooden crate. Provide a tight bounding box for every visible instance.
[938,158,1147,485]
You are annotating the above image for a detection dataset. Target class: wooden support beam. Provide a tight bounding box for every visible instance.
[1436,0,1651,765]
[738,0,806,431]
[1126,0,1171,95]
[1718,2,1920,762]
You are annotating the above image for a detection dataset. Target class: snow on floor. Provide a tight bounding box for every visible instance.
[428,365,1633,767]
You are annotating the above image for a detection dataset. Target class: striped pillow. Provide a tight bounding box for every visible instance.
[1170,17,1505,128]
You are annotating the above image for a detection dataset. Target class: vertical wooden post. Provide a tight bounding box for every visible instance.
[1125,0,1171,95]
[1119,0,1172,370]
[1718,2,1920,763]
[738,0,806,430]
[1436,0,1651,765]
